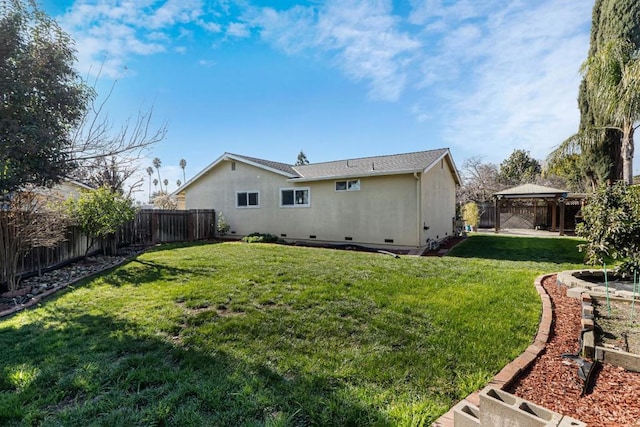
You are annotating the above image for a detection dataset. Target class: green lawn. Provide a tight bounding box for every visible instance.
[0,235,586,426]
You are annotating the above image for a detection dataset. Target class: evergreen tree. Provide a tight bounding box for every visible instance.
[498,150,541,186]
[295,150,309,166]
[576,0,640,184]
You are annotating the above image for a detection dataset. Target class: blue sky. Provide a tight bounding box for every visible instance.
[41,0,595,202]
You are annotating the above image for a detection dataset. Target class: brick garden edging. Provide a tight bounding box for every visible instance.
[432,273,555,427]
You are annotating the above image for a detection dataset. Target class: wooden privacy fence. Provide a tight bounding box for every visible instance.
[126,209,216,245]
[12,209,216,280]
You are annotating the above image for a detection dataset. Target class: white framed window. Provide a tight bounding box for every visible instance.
[236,191,260,208]
[335,179,360,191]
[280,187,310,207]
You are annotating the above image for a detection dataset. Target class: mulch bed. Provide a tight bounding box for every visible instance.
[509,275,640,426]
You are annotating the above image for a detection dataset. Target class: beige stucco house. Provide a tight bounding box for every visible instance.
[174,149,460,248]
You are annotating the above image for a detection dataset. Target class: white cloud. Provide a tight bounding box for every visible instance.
[226,22,250,38]
[247,0,420,101]
[409,0,593,162]
[58,0,221,78]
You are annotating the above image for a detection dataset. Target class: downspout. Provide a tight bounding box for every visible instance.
[414,172,421,247]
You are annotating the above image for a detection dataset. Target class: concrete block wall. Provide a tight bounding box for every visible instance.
[451,387,586,427]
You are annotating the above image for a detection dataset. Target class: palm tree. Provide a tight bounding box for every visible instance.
[179,159,187,183]
[152,157,163,192]
[163,179,169,191]
[176,179,182,187]
[153,179,158,195]
[146,166,154,203]
[582,39,640,184]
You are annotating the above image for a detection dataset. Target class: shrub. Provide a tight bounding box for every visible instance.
[65,186,136,256]
[216,213,230,236]
[241,233,281,244]
[577,182,640,275]
[462,202,480,230]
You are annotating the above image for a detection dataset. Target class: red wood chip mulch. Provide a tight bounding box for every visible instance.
[509,275,640,426]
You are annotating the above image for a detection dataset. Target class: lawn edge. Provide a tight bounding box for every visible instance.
[431,273,555,427]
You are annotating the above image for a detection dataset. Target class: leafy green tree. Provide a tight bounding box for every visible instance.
[66,186,136,255]
[498,150,541,186]
[582,38,640,184]
[577,182,640,275]
[0,0,91,194]
[295,150,309,166]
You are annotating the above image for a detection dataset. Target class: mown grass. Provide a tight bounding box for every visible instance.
[0,235,586,426]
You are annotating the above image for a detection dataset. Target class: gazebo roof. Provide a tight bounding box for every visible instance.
[494,184,569,199]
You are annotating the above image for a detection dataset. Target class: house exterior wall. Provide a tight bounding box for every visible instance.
[420,158,457,244]
[184,159,421,247]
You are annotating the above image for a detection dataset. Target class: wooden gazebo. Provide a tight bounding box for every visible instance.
[493,184,584,236]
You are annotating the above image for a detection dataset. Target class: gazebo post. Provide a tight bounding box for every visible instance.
[559,198,566,236]
[494,197,501,233]
[551,201,557,232]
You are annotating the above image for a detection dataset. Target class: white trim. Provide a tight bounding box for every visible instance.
[236,190,260,208]
[280,187,310,208]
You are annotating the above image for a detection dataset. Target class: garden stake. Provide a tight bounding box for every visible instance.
[604,263,611,316]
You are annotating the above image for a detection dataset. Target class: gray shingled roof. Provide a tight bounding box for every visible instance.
[230,153,298,176]
[495,184,568,196]
[292,149,449,180]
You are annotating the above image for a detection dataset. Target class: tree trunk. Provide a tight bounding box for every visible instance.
[622,125,635,185]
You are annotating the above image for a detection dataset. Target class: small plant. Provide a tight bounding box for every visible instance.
[217,212,230,236]
[241,233,281,243]
[462,202,480,231]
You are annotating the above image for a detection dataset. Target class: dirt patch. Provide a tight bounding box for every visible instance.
[594,298,640,355]
[509,275,640,426]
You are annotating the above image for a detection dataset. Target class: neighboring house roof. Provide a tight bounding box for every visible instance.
[174,148,460,195]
